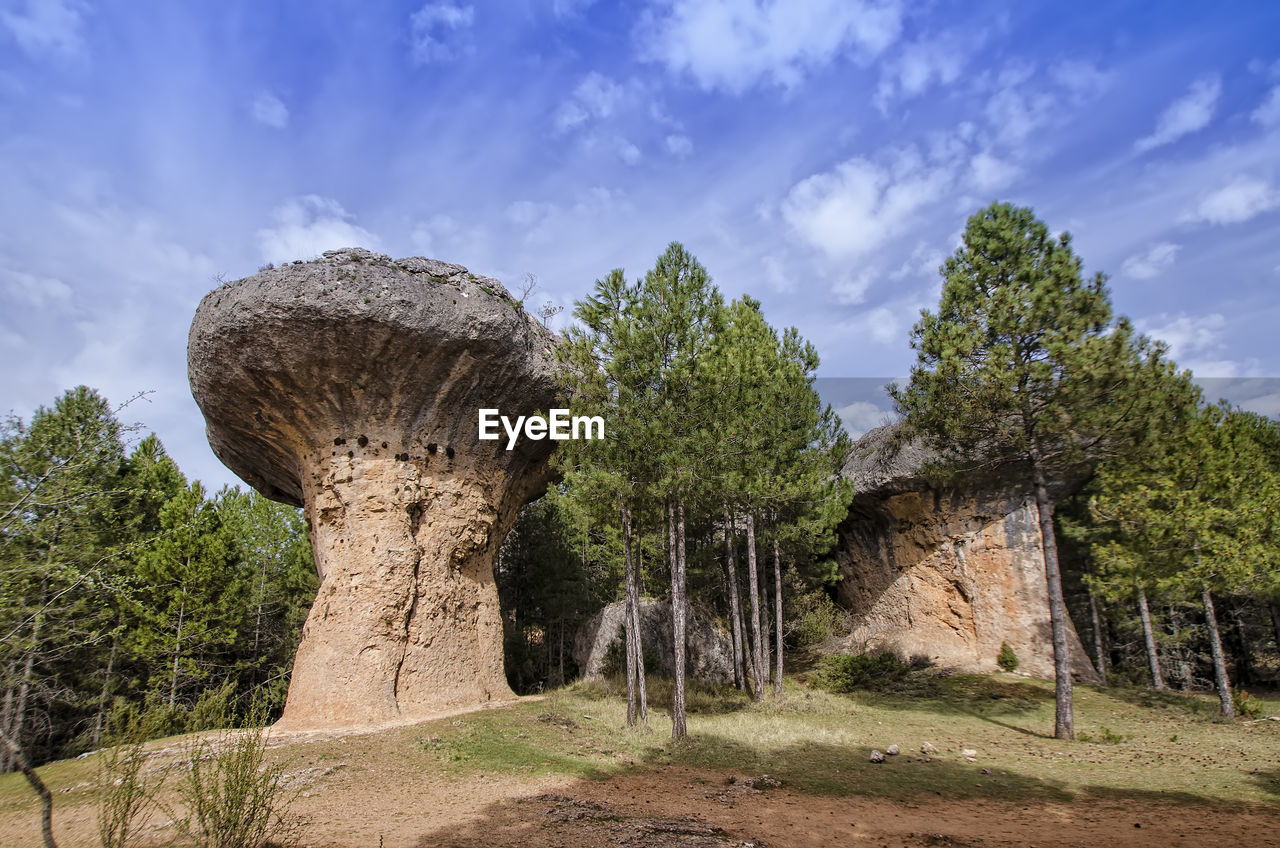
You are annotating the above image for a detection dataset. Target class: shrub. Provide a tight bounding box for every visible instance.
[174,699,301,848]
[996,642,1019,672]
[789,591,850,648]
[97,723,165,848]
[814,651,914,694]
[1234,689,1264,720]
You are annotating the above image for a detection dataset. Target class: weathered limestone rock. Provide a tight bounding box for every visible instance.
[573,599,734,684]
[834,425,1100,683]
[188,248,559,729]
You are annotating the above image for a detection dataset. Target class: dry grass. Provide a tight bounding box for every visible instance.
[2,671,1278,846]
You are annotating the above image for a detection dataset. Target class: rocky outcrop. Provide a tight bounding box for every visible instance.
[574,599,734,684]
[188,248,560,729]
[834,425,1099,682]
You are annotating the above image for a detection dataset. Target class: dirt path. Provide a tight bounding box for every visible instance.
[4,720,1277,848]
[403,767,1280,848]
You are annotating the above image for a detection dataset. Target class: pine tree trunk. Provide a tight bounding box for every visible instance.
[1201,583,1235,718]
[12,585,44,770]
[760,564,771,689]
[1087,590,1107,682]
[0,672,13,773]
[92,630,119,750]
[0,727,58,848]
[670,501,689,739]
[1030,456,1074,740]
[723,506,746,691]
[634,534,647,723]
[170,594,186,710]
[1270,603,1280,655]
[252,556,268,686]
[773,537,784,696]
[1137,586,1164,691]
[622,506,638,727]
[744,512,765,701]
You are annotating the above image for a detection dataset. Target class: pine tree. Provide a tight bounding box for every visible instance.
[1090,403,1280,716]
[892,202,1181,740]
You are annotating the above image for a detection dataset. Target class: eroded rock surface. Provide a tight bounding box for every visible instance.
[834,425,1099,682]
[188,248,560,728]
[574,599,734,684]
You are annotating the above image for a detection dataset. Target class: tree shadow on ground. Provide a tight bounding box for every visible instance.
[814,672,1055,737]
[1101,684,1223,718]
[408,734,1275,848]
[1248,767,1280,798]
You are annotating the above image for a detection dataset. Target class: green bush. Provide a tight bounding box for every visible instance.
[997,642,1019,672]
[97,721,165,848]
[789,591,850,648]
[174,699,300,848]
[1235,689,1264,720]
[814,651,914,693]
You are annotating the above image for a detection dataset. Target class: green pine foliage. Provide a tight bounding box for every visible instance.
[554,242,853,732]
[0,387,318,770]
[891,202,1185,741]
[997,642,1019,672]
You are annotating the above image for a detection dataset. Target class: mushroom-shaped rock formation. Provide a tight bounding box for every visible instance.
[835,425,1100,683]
[188,248,560,729]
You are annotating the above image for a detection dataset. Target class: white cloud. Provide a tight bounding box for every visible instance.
[639,0,904,93]
[983,82,1054,147]
[409,1,473,64]
[505,200,552,227]
[665,133,693,158]
[618,140,642,165]
[1134,76,1221,154]
[875,30,970,107]
[257,196,380,265]
[967,151,1019,192]
[1120,242,1180,280]
[1184,176,1280,225]
[410,212,492,260]
[831,273,872,305]
[852,305,905,345]
[761,254,792,293]
[836,400,891,438]
[2,267,72,307]
[1137,312,1244,376]
[1252,85,1280,128]
[781,151,950,260]
[1050,59,1111,103]
[1,0,85,60]
[554,71,625,133]
[250,91,289,129]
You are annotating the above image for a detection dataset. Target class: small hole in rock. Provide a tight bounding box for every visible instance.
[427,443,438,454]
[334,437,346,446]
[357,435,369,447]
[446,446,455,459]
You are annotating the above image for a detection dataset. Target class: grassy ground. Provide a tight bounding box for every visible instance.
[405,672,1280,805]
[2,670,1278,846]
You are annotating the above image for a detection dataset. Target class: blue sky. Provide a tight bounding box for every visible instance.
[2,0,1279,491]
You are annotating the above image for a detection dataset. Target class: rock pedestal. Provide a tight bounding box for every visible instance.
[188,248,559,729]
[835,425,1100,682]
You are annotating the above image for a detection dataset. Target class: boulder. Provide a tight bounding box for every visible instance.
[573,599,734,684]
[188,248,560,729]
[833,425,1100,683]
